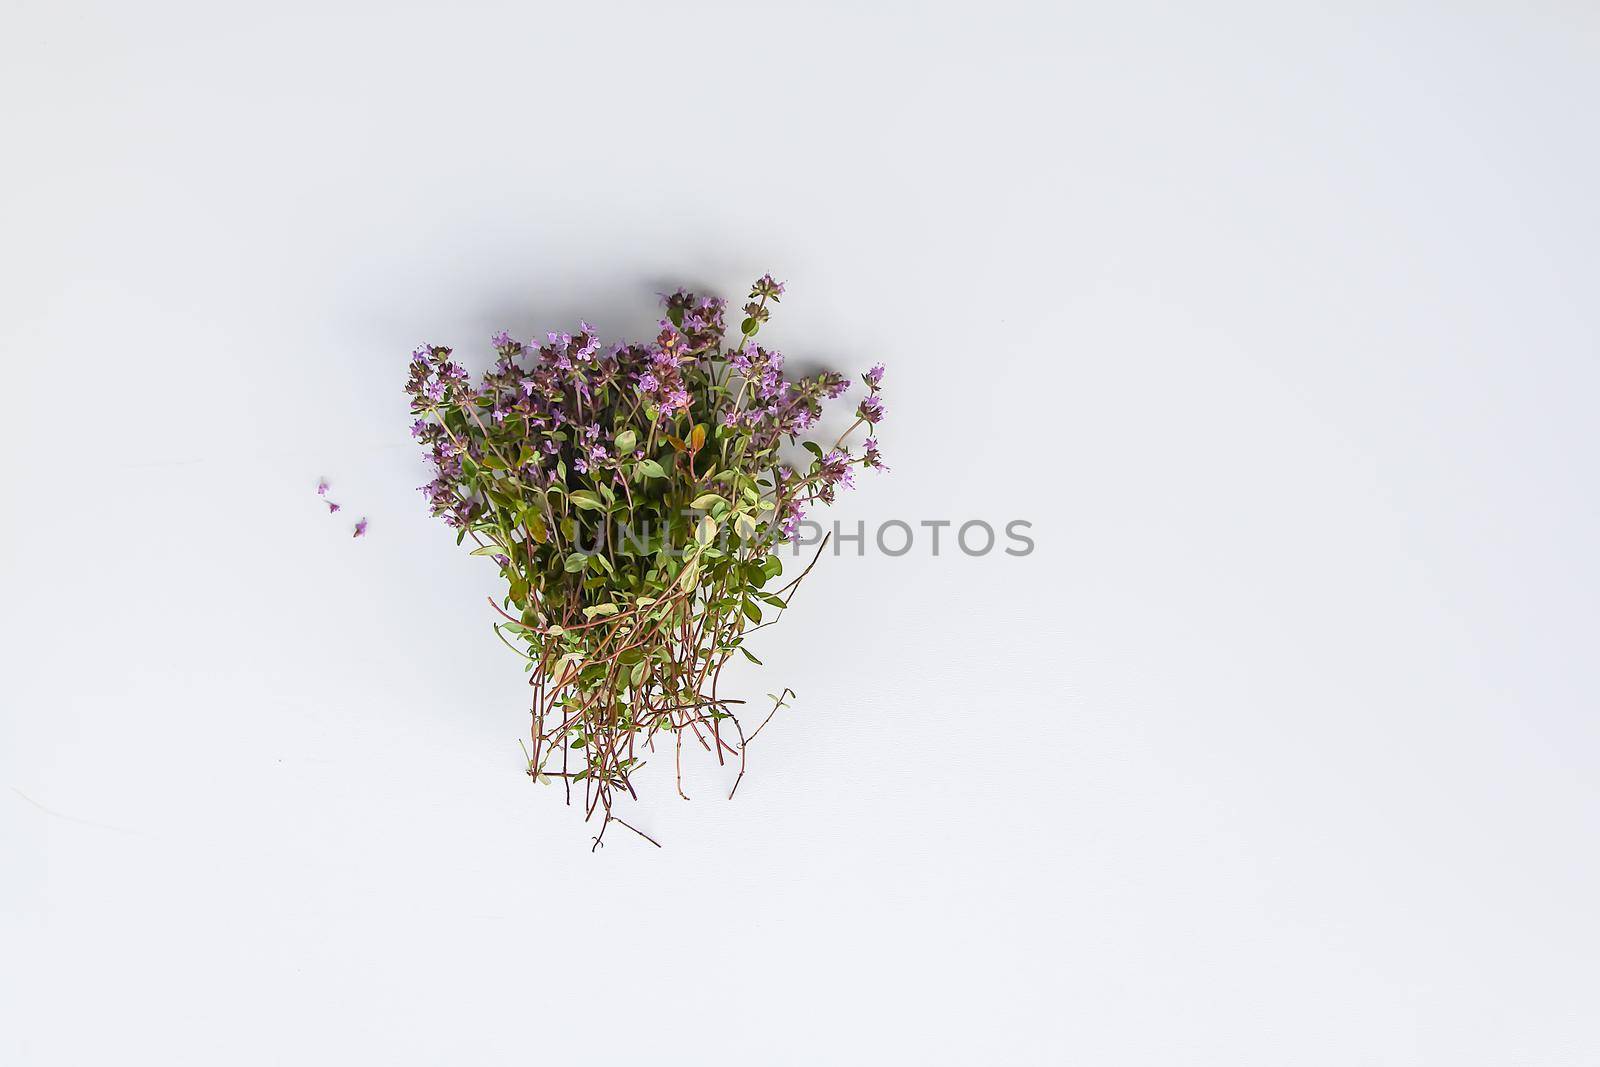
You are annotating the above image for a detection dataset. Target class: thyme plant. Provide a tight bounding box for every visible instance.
[406,276,886,846]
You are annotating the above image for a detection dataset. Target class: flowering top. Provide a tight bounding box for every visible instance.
[404,276,886,556]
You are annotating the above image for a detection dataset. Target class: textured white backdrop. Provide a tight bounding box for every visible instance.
[4,2,1599,1064]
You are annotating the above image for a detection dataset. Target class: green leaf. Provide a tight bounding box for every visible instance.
[742,600,762,624]
[582,603,620,618]
[614,429,637,454]
[563,552,588,573]
[738,646,763,665]
[636,459,667,480]
[569,490,603,511]
[690,493,724,511]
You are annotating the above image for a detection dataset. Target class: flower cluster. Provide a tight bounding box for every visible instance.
[405,276,886,845]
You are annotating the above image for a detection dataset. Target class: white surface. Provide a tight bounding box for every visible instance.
[4,2,1599,1064]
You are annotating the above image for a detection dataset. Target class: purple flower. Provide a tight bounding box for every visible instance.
[780,504,803,540]
[492,330,514,348]
[864,364,884,388]
[864,437,889,471]
[820,449,854,490]
[410,419,427,438]
[576,322,601,360]
[857,395,884,424]
[520,378,537,397]
[353,518,368,537]
[327,501,342,513]
[638,372,658,392]
[316,479,329,495]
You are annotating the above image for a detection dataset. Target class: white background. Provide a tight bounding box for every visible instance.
[4,2,1599,1064]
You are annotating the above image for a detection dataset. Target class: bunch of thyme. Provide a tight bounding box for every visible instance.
[406,276,886,846]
